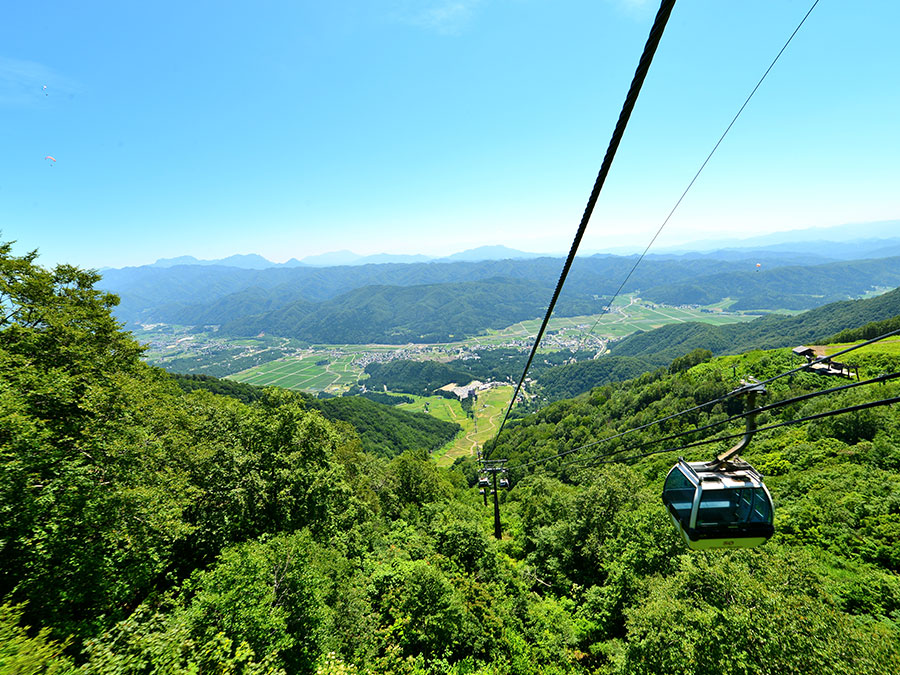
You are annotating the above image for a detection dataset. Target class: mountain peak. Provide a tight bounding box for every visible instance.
[152,253,277,269]
[437,245,546,262]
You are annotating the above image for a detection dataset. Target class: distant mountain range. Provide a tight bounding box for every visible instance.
[672,219,900,249]
[148,245,549,270]
[649,219,900,261]
[151,253,305,269]
[98,248,900,346]
[103,256,753,330]
[141,220,900,272]
[95,219,900,346]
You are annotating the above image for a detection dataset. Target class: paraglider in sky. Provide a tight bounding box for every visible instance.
[42,85,47,95]
[44,155,56,165]
[755,262,762,271]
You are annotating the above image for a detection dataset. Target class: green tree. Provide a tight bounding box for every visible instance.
[0,244,194,637]
[0,603,76,674]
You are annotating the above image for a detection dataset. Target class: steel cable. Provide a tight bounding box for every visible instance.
[488,0,678,457]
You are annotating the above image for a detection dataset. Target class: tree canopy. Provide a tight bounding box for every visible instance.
[1,243,898,674]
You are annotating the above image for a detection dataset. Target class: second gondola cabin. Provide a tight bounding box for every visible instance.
[662,458,774,550]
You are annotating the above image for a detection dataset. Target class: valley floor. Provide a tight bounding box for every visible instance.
[137,295,759,396]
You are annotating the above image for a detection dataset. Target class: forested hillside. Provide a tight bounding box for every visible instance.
[483,339,900,673]
[535,354,671,401]
[640,256,900,309]
[310,396,460,459]
[830,314,900,343]
[2,244,898,674]
[611,285,900,365]
[171,373,460,458]
[519,287,900,403]
[220,278,600,344]
[98,256,751,325]
[98,254,900,334]
[364,360,478,396]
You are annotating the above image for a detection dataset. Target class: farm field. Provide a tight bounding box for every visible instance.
[227,343,437,393]
[398,386,513,467]
[231,352,359,393]
[467,295,758,346]
[223,297,759,392]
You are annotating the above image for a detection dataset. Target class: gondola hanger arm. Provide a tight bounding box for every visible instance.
[715,378,766,465]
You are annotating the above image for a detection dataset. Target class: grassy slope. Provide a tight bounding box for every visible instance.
[399,386,513,467]
[611,286,900,365]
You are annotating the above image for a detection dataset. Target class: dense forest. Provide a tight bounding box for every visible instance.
[363,359,479,396]
[172,374,459,458]
[350,391,416,406]
[309,397,460,459]
[98,256,749,326]
[531,356,659,402]
[639,256,900,309]
[2,244,899,674]
[218,279,602,344]
[610,285,900,365]
[100,254,900,338]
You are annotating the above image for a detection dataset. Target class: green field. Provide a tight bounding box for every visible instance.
[466,295,758,346]
[232,352,360,393]
[398,386,514,467]
[825,337,900,357]
[224,296,759,393]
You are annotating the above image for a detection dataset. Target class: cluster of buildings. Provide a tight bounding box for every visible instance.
[349,344,437,370]
[442,379,510,400]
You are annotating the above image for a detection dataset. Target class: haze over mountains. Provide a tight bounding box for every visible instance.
[99,254,900,345]
[661,219,900,255]
[96,219,900,345]
[148,245,547,269]
[136,220,900,271]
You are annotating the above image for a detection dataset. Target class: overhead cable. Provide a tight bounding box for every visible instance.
[505,328,900,470]
[488,0,678,456]
[510,369,900,471]
[757,327,900,387]
[512,384,738,469]
[571,393,900,469]
[492,0,824,456]
[574,0,822,355]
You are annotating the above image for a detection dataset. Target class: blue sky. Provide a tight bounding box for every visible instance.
[2,1,898,269]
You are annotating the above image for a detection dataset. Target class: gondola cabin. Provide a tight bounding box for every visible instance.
[662,458,774,550]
